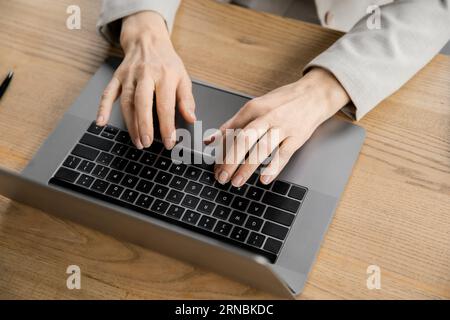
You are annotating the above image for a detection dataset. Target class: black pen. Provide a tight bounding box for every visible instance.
[0,71,13,100]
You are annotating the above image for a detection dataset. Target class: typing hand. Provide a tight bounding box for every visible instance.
[210,68,350,186]
[96,11,196,150]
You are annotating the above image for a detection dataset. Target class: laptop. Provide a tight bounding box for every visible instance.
[0,57,365,298]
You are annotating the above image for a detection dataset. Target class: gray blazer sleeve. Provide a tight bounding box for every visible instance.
[304,0,450,120]
[97,0,181,46]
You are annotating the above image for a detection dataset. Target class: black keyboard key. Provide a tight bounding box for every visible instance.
[262,192,300,213]
[215,191,233,206]
[181,195,200,209]
[77,160,95,173]
[105,184,124,198]
[212,205,231,220]
[272,181,290,195]
[136,179,154,193]
[288,185,307,201]
[199,171,215,185]
[151,184,169,199]
[167,189,184,204]
[166,205,185,219]
[135,194,154,209]
[169,176,188,190]
[80,133,114,151]
[261,222,289,240]
[139,152,156,166]
[155,157,171,170]
[104,125,119,136]
[147,141,164,154]
[160,148,172,158]
[90,179,110,193]
[200,186,218,201]
[264,238,283,254]
[154,171,173,185]
[198,216,217,231]
[245,216,264,231]
[230,226,249,242]
[213,221,232,236]
[229,211,247,226]
[184,166,202,180]
[139,166,157,180]
[231,196,249,211]
[185,181,202,195]
[151,199,169,214]
[91,164,109,179]
[214,181,231,190]
[262,191,300,213]
[106,170,124,184]
[169,163,187,175]
[246,186,264,201]
[264,207,295,226]
[229,184,247,196]
[124,161,143,175]
[120,174,139,188]
[71,144,99,161]
[247,202,266,217]
[182,210,200,225]
[125,148,143,161]
[110,157,129,171]
[87,122,103,135]
[256,179,272,190]
[63,155,81,169]
[120,189,139,203]
[198,200,215,214]
[101,131,115,139]
[76,174,94,188]
[96,152,114,166]
[115,131,132,144]
[111,143,128,157]
[247,232,266,248]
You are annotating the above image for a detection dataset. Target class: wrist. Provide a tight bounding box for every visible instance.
[120,11,171,52]
[299,67,350,122]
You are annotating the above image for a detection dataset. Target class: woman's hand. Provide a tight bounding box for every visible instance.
[211,68,350,187]
[96,11,196,150]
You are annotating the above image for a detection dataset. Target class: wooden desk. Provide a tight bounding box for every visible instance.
[0,0,449,299]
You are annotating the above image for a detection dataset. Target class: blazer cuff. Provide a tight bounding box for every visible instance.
[303,52,375,121]
[97,0,180,47]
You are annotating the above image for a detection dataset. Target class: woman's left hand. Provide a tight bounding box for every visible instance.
[210,67,350,187]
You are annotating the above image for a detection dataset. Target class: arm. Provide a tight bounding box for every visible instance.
[97,0,181,45]
[305,0,450,120]
[96,1,195,150]
[213,0,450,186]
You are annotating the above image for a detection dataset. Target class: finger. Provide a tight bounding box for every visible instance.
[176,75,196,123]
[231,128,283,187]
[155,74,177,149]
[215,118,270,184]
[260,137,300,184]
[97,77,121,126]
[121,78,142,149]
[135,75,155,148]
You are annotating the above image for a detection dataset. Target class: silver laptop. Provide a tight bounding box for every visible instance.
[0,57,365,298]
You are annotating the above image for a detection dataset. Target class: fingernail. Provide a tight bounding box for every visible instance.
[261,175,271,185]
[134,138,144,150]
[164,138,175,150]
[232,175,243,187]
[142,135,151,148]
[218,171,229,184]
[96,115,104,125]
[189,110,196,120]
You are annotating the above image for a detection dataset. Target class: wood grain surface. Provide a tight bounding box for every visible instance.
[0,0,449,299]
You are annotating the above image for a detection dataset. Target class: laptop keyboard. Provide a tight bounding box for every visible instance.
[49,122,308,262]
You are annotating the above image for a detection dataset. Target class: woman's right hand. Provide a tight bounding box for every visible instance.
[96,11,196,150]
